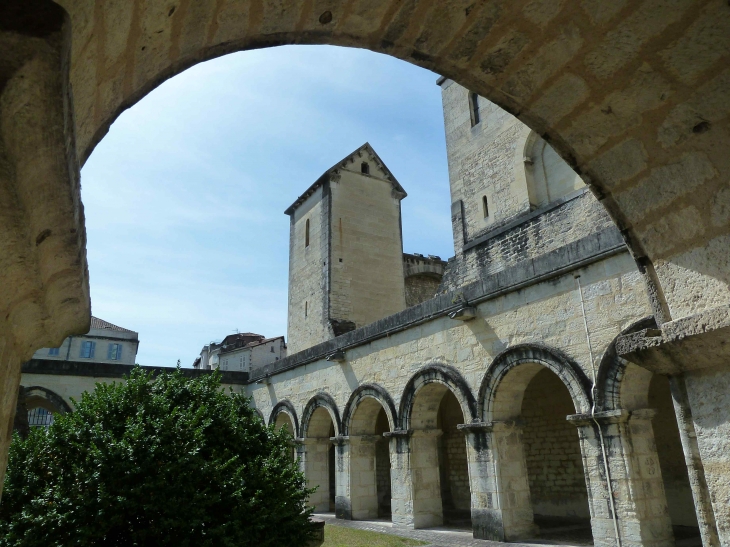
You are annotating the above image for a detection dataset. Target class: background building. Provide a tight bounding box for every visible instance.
[193,332,286,374]
[30,316,139,366]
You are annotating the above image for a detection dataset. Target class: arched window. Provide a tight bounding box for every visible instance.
[305,219,310,247]
[523,131,585,209]
[361,162,369,175]
[469,92,480,127]
[482,195,489,218]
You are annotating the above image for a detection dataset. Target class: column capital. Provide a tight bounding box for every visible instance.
[382,429,412,438]
[457,421,491,432]
[567,408,657,427]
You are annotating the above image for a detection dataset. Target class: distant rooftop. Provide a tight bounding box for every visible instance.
[90,316,137,334]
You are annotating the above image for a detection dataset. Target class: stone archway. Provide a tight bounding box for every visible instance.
[340,384,397,520]
[397,364,477,530]
[478,345,592,542]
[597,327,716,546]
[269,399,300,437]
[300,393,341,513]
[269,400,299,461]
[23,386,72,429]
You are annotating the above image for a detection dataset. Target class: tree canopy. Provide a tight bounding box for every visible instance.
[0,368,314,546]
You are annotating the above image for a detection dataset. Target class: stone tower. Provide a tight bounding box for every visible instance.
[285,143,407,354]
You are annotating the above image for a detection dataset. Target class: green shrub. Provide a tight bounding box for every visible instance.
[0,367,314,546]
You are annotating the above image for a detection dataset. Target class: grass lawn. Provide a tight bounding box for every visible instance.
[322,524,429,547]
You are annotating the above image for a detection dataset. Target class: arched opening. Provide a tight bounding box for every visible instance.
[23,387,72,430]
[409,382,471,529]
[347,397,392,520]
[274,411,297,461]
[523,132,585,210]
[521,368,592,544]
[648,375,701,544]
[304,406,337,513]
[437,390,471,528]
[489,362,592,544]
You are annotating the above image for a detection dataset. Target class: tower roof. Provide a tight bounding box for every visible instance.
[284,143,406,215]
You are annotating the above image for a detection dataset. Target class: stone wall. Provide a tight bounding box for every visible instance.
[329,165,406,330]
[287,187,328,354]
[522,368,590,519]
[440,191,615,292]
[405,275,441,308]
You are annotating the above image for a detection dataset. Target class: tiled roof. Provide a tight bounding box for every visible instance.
[89,316,136,334]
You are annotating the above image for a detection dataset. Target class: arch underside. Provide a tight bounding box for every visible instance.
[1,0,727,364]
[53,0,730,332]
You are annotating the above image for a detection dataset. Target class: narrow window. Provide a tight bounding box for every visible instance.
[107,343,122,360]
[361,162,369,175]
[482,195,489,218]
[80,340,96,359]
[305,219,310,247]
[305,301,308,317]
[469,92,480,127]
[48,347,60,356]
[270,346,275,353]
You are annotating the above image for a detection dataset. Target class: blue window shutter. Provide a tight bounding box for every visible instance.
[90,342,95,359]
[117,345,122,360]
[107,344,113,360]
[80,342,86,358]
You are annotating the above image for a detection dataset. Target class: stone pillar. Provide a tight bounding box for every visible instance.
[488,420,538,541]
[409,429,444,528]
[669,375,720,546]
[457,422,503,540]
[386,429,444,528]
[297,438,331,512]
[333,435,379,520]
[0,334,22,502]
[569,410,674,547]
[386,430,414,528]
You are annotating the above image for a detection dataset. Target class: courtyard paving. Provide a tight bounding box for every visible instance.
[315,513,589,547]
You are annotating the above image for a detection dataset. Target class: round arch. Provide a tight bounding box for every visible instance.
[300,392,342,438]
[479,344,592,421]
[399,363,477,430]
[341,383,397,436]
[23,386,72,415]
[594,317,658,412]
[57,0,730,330]
[268,399,300,438]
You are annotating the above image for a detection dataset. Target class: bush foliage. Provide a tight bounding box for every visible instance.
[0,368,314,546]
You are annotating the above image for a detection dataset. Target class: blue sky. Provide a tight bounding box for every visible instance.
[81,45,452,367]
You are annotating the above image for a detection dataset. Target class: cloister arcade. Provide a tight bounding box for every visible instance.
[258,341,703,545]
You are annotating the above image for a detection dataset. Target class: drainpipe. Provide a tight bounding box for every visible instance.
[575,275,622,547]
[65,336,73,361]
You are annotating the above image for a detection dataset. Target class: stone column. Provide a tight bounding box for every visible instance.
[488,420,538,541]
[297,438,331,512]
[409,429,444,528]
[332,435,379,520]
[385,430,414,528]
[669,375,720,546]
[569,410,674,547]
[457,422,503,540]
[386,429,444,528]
[0,334,22,502]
